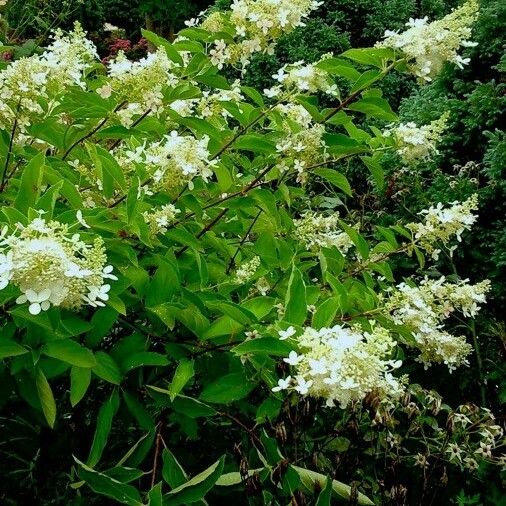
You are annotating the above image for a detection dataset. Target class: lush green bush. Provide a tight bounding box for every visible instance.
[0,1,504,505]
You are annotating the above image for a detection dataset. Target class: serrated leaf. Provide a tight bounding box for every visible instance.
[231,338,292,357]
[0,340,28,359]
[168,360,194,401]
[162,449,187,488]
[200,373,254,404]
[93,351,122,385]
[70,366,91,407]
[284,266,307,326]
[164,456,225,506]
[87,391,120,467]
[75,458,143,506]
[35,367,56,428]
[292,465,373,505]
[42,339,96,368]
[313,168,352,196]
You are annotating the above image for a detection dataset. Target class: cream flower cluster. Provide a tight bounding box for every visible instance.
[407,195,479,258]
[377,0,479,82]
[275,124,327,183]
[0,216,116,315]
[385,112,449,164]
[386,277,490,371]
[203,0,322,68]
[275,103,314,129]
[233,256,261,284]
[143,204,181,235]
[118,131,217,192]
[266,60,337,98]
[0,23,98,137]
[274,324,404,408]
[105,48,180,127]
[293,211,354,254]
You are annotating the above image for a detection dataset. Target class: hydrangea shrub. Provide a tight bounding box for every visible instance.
[0,1,503,503]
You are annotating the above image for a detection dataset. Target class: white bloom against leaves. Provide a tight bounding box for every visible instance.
[233,256,261,284]
[143,204,181,235]
[294,211,354,254]
[406,194,479,257]
[386,276,490,371]
[377,0,479,82]
[385,112,449,164]
[277,324,404,408]
[203,0,322,68]
[278,326,296,340]
[0,216,115,314]
[269,60,338,97]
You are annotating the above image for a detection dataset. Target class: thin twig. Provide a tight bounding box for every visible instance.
[0,101,21,191]
[226,208,263,274]
[62,101,126,160]
[150,424,163,488]
[176,207,229,257]
[109,108,152,151]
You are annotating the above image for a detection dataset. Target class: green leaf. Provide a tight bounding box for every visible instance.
[75,458,143,506]
[361,155,385,190]
[70,366,92,407]
[350,70,382,94]
[312,297,339,329]
[87,391,120,467]
[171,395,216,418]
[315,477,333,506]
[0,340,28,359]
[232,134,276,154]
[231,338,292,357]
[168,360,194,401]
[284,266,307,326]
[166,228,201,250]
[148,482,163,506]
[292,466,374,505]
[121,352,169,372]
[315,57,361,81]
[348,97,397,121]
[14,152,45,213]
[313,168,352,196]
[93,351,122,385]
[205,301,256,325]
[141,29,183,65]
[200,373,254,404]
[42,339,96,368]
[216,468,265,486]
[162,449,187,488]
[342,47,395,67]
[164,456,225,506]
[35,367,57,428]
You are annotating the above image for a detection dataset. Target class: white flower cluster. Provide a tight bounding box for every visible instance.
[275,103,314,129]
[275,124,327,183]
[0,216,116,315]
[143,204,181,235]
[407,194,479,258]
[266,60,337,98]
[233,256,261,284]
[377,0,479,82]
[386,277,490,371]
[203,0,322,68]
[293,211,354,254]
[0,23,98,138]
[274,324,404,408]
[119,131,217,191]
[105,48,180,127]
[385,112,449,164]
